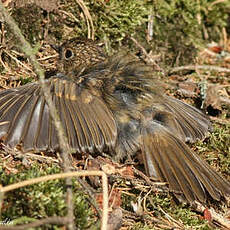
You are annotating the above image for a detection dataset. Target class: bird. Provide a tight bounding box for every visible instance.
[0,38,229,204]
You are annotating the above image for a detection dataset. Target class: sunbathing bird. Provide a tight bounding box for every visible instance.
[0,38,229,204]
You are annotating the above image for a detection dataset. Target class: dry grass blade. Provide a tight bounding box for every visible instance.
[169,65,230,74]
[76,0,95,39]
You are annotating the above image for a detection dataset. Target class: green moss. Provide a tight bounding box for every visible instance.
[150,0,230,66]
[121,190,211,229]
[19,76,34,85]
[88,0,149,49]
[171,207,209,229]
[6,0,230,65]
[0,163,94,229]
[195,123,230,177]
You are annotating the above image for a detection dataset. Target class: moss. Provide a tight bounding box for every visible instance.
[196,123,230,177]
[88,0,149,49]
[0,163,94,229]
[5,0,230,65]
[149,0,230,66]
[121,190,211,229]
[19,76,34,85]
[170,207,209,229]
[11,4,45,44]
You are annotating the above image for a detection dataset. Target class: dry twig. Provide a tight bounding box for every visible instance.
[76,0,95,39]
[169,65,230,74]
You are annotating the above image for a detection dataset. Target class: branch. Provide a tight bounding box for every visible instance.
[169,65,230,74]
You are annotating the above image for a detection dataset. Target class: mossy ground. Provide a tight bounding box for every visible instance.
[0,0,230,229]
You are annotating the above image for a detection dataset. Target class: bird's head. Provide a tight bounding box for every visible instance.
[51,38,107,77]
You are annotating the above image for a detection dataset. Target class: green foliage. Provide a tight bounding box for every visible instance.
[122,191,210,229]
[88,0,149,48]
[19,76,34,85]
[7,0,230,65]
[196,123,230,175]
[149,194,210,229]
[150,0,230,65]
[171,207,210,229]
[0,164,94,229]
[209,124,230,155]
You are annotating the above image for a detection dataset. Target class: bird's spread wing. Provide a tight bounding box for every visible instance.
[152,96,212,143]
[0,77,117,153]
[141,121,230,203]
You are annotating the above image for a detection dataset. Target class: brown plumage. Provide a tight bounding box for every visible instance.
[0,38,229,204]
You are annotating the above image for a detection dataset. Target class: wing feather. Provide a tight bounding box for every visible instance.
[0,77,117,153]
[153,96,212,143]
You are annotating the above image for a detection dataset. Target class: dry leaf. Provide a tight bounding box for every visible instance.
[117,165,134,178]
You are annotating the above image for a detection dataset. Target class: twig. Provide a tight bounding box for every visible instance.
[169,65,230,74]
[0,170,109,230]
[209,0,229,9]
[147,14,154,42]
[76,178,102,218]
[0,3,72,167]
[130,37,151,60]
[76,0,95,39]
[130,36,163,72]
[4,49,33,72]
[1,146,59,163]
[0,217,69,230]
[132,166,168,192]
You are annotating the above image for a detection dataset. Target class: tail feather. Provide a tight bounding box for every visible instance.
[141,122,230,203]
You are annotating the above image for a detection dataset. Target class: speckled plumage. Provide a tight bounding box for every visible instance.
[0,38,229,204]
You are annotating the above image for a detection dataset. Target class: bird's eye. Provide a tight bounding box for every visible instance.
[64,49,74,59]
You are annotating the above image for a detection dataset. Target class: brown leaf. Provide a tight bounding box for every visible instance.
[117,165,134,178]
[109,188,122,208]
[34,0,58,12]
[177,80,199,98]
[102,164,116,175]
